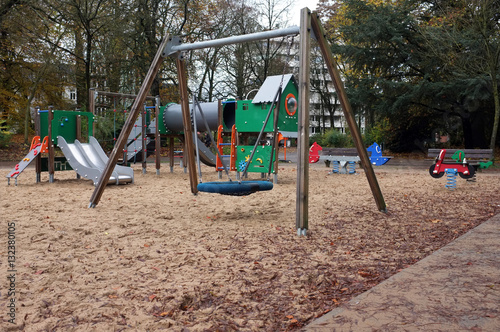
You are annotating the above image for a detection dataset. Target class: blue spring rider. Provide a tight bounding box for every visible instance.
[367,143,392,166]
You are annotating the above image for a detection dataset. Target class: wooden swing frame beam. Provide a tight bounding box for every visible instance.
[88,8,386,236]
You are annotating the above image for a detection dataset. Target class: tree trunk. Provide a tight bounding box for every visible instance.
[461,115,474,149]
[75,28,86,108]
[24,101,32,144]
[84,31,93,111]
[490,73,499,151]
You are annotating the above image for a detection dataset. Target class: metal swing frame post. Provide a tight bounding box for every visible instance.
[155,96,161,175]
[48,105,55,183]
[192,96,203,182]
[142,102,147,174]
[296,8,311,236]
[35,106,42,183]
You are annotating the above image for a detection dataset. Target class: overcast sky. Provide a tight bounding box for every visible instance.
[290,1,320,26]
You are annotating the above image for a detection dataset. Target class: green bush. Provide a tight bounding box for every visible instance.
[94,115,123,151]
[310,129,353,147]
[309,132,324,146]
[363,122,386,146]
[0,131,12,148]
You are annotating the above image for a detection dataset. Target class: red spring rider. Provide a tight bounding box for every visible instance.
[429,149,475,179]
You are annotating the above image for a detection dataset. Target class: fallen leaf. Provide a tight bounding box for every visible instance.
[144,244,150,247]
[286,315,294,319]
[149,294,156,301]
[358,271,371,278]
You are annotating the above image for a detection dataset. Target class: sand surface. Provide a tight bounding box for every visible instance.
[1,161,499,331]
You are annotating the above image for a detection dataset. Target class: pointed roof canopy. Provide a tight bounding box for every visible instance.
[252,74,297,104]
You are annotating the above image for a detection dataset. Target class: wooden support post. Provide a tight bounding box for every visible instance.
[217,99,223,127]
[75,114,82,180]
[176,56,198,194]
[89,35,169,208]
[181,141,186,172]
[296,8,312,236]
[273,136,280,183]
[272,92,282,184]
[155,96,161,175]
[48,106,55,183]
[35,107,41,183]
[89,88,96,134]
[311,12,386,212]
[169,136,174,172]
[76,115,82,141]
[142,103,147,174]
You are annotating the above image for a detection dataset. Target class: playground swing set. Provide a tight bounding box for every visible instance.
[5,8,388,235]
[84,8,387,237]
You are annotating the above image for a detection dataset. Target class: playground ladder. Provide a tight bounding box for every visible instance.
[215,125,236,172]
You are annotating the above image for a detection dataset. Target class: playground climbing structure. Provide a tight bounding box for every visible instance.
[6,108,133,185]
[6,136,48,186]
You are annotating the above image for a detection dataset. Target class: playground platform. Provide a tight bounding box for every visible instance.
[303,212,500,331]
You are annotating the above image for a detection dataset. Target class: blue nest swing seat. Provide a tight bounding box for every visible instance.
[197,181,273,196]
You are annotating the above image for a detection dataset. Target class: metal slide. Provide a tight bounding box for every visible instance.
[195,135,217,166]
[58,136,134,186]
[126,113,153,162]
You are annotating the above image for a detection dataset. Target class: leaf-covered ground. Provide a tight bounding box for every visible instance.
[0,151,499,331]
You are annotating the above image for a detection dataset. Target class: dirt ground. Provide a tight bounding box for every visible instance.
[1,159,499,331]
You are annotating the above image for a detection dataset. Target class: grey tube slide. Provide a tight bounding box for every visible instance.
[163,102,220,167]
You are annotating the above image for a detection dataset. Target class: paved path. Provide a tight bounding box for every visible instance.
[303,213,500,331]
